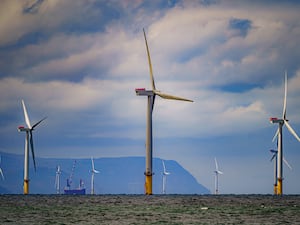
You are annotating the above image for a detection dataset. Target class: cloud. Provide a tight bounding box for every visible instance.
[1,0,300,140]
[143,2,300,88]
[0,0,104,47]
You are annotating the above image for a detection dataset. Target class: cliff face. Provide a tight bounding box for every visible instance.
[0,152,210,194]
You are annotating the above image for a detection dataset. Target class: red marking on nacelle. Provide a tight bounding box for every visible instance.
[269,117,278,121]
[135,88,145,91]
[18,126,24,129]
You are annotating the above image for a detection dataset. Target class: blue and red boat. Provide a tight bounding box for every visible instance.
[64,178,86,195]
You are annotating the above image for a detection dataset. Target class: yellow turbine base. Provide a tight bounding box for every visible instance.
[277,178,282,195]
[24,180,29,195]
[145,175,152,195]
[273,184,277,195]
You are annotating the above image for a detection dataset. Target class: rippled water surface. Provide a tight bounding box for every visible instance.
[1,195,300,224]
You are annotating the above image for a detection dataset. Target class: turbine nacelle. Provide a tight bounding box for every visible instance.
[135,88,154,96]
[214,170,223,175]
[269,117,287,124]
[135,88,193,102]
[56,165,61,174]
[270,149,277,155]
[18,126,28,132]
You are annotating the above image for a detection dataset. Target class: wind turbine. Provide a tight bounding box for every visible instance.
[270,72,300,195]
[269,149,292,194]
[213,157,223,195]
[18,100,46,194]
[90,157,99,195]
[135,29,193,195]
[55,165,61,194]
[0,155,4,180]
[162,160,170,194]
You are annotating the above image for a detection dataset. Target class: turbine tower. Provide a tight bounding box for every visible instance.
[18,100,46,194]
[270,72,300,195]
[162,160,170,194]
[55,165,61,194]
[90,157,99,195]
[213,157,223,195]
[0,155,4,180]
[135,29,193,195]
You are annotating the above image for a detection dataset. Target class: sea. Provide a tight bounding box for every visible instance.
[1,194,299,224]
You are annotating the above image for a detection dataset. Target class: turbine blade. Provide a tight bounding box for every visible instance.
[91,157,95,171]
[270,153,276,162]
[284,120,300,142]
[154,90,193,102]
[0,155,4,180]
[151,95,156,114]
[32,117,47,130]
[29,131,37,171]
[0,168,4,180]
[22,100,32,129]
[143,28,156,91]
[283,157,292,170]
[272,128,279,142]
[162,160,166,173]
[214,158,219,171]
[269,149,277,161]
[282,71,287,120]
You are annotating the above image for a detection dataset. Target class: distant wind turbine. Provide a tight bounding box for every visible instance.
[162,160,170,194]
[18,100,46,194]
[135,28,193,195]
[213,158,223,195]
[55,165,61,194]
[90,157,99,195]
[270,72,300,195]
[269,149,292,194]
[0,155,4,180]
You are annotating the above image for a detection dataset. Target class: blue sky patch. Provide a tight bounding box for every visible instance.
[229,18,252,37]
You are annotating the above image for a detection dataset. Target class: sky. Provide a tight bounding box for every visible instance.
[1,0,300,194]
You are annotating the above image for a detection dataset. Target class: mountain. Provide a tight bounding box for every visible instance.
[0,152,210,194]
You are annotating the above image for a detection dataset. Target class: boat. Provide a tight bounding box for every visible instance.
[64,178,86,195]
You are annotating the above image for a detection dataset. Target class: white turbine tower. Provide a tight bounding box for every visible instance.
[55,165,61,194]
[0,155,4,180]
[162,160,170,194]
[90,157,99,195]
[270,72,300,195]
[213,157,223,195]
[18,100,46,194]
[135,29,193,195]
[269,149,292,194]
